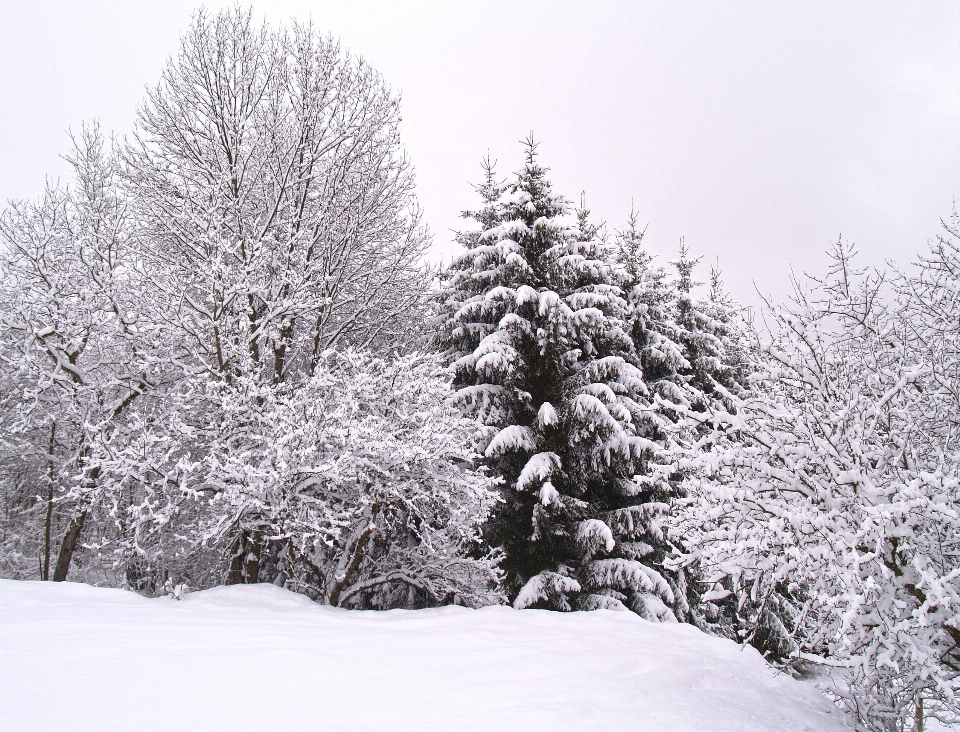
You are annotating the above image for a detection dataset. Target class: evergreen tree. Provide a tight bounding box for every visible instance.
[652,242,754,631]
[439,139,678,618]
[614,223,749,625]
[670,242,748,413]
[617,212,688,412]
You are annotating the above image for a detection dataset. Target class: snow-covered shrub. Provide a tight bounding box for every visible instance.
[673,236,960,729]
[117,351,503,608]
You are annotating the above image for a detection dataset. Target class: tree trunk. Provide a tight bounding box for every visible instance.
[915,697,923,732]
[328,505,380,607]
[52,442,97,583]
[405,517,417,608]
[244,529,263,584]
[42,482,54,581]
[226,530,246,585]
[42,421,57,581]
[226,529,263,585]
[52,510,87,582]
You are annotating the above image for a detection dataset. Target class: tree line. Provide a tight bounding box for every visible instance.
[1,8,958,731]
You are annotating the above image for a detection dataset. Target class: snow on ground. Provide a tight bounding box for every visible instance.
[0,579,851,732]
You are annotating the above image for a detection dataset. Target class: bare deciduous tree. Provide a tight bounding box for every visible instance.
[0,124,159,581]
[125,7,432,389]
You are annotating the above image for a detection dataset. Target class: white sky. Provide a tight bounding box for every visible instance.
[2,1,959,307]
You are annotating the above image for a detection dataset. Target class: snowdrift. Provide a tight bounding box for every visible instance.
[0,579,851,731]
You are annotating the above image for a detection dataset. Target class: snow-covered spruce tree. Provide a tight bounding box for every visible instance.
[616,208,685,403]
[670,242,749,413]
[658,247,757,638]
[611,216,753,626]
[438,140,679,618]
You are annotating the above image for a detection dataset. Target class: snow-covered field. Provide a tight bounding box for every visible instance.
[0,579,851,732]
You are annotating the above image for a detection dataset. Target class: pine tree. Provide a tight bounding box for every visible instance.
[652,241,755,631]
[670,242,750,413]
[439,139,678,618]
[614,223,744,625]
[617,212,688,411]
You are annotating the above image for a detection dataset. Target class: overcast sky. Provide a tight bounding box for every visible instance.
[2,1,959,307]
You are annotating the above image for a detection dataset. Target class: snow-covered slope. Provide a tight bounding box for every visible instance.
[0,580,850,732]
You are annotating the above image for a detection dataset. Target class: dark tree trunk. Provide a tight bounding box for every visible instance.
[52,442,98,583]
[42,482,54,581]
[226,529,264,585]
[328,505,380,607]
[52,510,87,582]
[226,531,246,585]
[42,421,57,581]
[244,529,263,584]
